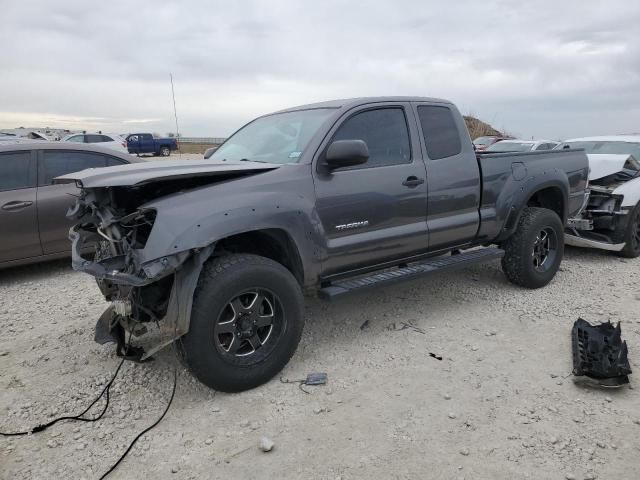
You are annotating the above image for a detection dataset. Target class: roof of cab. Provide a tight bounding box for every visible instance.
[274,96,453,113]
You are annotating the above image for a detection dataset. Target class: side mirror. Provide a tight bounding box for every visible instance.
[325,139,369,169]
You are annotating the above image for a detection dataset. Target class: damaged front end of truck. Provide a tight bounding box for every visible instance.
[67,186,213,361]
[57,161,280,361]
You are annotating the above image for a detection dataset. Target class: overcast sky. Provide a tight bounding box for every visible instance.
[1,0,639,139]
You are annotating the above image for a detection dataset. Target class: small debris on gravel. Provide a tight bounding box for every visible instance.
[459,448,470,456]
[258,437,274,452]
[448,413,457,419]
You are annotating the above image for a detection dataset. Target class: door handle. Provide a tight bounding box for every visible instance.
[2,200,34,211]
[402,176,425,188]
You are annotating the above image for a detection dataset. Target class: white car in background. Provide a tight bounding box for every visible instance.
[484,139,559,152]
[557,135,640,257]
[62,133,128,153]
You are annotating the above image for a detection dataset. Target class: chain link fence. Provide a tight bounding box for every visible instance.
[177,137,226,144]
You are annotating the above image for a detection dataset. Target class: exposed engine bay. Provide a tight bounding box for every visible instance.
[68,182,213,360]
[566,154,640,252]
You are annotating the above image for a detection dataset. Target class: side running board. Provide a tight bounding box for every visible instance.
[318,247,504,300]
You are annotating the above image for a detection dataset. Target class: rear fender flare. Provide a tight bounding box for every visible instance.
[495,171,569,242]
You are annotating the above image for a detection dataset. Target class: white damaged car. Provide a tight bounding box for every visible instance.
[557,136,640,257]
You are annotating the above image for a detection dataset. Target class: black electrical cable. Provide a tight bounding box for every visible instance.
[98,366,178,480]
[1,328,179,480]
[0,357,125,437]
[99,297,181,478]
[279,376,311,394]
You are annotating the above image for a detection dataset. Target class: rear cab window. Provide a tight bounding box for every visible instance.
[0,151,36,192]
[416,105,462,160]
[331,107,411,168]
[39,151,107,186]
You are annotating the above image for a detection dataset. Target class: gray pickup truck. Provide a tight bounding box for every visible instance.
[57,97,588,392]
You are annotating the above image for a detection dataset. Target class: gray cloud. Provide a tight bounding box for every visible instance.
[1,0,639,138]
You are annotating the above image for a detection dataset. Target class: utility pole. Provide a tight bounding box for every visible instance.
[170,73,180,150]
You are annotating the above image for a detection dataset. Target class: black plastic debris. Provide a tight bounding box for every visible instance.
[429,353,443,361]
[571,318,632,387]
[94,306,152,363]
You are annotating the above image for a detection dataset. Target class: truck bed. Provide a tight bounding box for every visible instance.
[475,149,589,241]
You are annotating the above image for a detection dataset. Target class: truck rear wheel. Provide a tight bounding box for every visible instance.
[618,202,640,258]
[160,146,171,156]
[500,207,564,289]
[180,254,304,392]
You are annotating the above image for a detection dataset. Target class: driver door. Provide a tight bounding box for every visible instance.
[313,103,429,275]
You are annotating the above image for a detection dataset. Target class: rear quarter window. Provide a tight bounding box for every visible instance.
[85,134,106,143]
[106,156,126,166]
[417,106,462,160]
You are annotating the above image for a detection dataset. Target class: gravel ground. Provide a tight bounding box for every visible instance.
[1,247,639,480]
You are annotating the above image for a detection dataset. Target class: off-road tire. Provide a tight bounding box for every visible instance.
[181,254,304,392]
[501,207,564,289]
[160,146,171,156]
[618,202,640,258]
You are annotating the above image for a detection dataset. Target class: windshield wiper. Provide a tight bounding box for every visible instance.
[238,158,269,164]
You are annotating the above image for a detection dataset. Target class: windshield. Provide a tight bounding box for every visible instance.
[557,141,640,160]
[211,108,336,164]
[473,136,497,146]
[485,142,533,152]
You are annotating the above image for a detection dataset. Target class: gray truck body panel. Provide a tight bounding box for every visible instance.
[58,96,588,357]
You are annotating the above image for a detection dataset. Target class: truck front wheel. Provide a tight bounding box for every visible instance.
[180,254,305,392]
[500,207,564,289]
[160,146,171,156]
